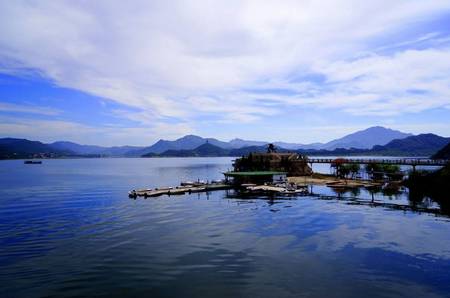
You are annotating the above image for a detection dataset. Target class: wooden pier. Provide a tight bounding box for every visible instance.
[129,183,232,198]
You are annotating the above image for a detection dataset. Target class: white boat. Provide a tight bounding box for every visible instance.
[180,181,195,186]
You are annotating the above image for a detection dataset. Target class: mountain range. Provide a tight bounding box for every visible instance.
[136,126,412,154]
[140,135,232,154]
[141,133,450,158]
[1,126,449,159]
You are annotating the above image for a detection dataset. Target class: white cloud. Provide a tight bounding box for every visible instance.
[0,0,450,124]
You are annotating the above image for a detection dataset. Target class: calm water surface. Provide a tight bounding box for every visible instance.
[0,158,449,298]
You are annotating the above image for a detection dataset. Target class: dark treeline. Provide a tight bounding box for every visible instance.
[404,163,450,214]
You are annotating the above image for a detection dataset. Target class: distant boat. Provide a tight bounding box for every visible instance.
[24,160,42,164]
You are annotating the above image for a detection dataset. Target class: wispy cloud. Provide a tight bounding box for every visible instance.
[0,102,61,115]
[240,47,450,116]
[0,115,192,146]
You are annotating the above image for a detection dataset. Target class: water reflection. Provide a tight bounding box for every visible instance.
[408,188,450,215]
[225,182,449,218]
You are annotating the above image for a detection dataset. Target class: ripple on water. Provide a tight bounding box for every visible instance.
[1,158,450,298]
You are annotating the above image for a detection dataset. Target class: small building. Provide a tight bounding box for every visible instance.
[224,171,287,185]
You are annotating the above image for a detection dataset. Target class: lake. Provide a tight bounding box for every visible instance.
[0,158,449,298]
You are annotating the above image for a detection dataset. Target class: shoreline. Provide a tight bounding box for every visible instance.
[288,173,384,188]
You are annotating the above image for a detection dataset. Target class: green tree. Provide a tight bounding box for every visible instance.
[365,163,384,180]
[337,163,354,178]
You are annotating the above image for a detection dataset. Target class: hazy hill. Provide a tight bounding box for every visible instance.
[230,145,291,156]
[432,141,450,159]
[322,126,412,150]
[228,138,267,148]
[156,143,229,157]
[229,145,270,156]
[50,141,107,155]
[100,146,146,156]
[50,141,144,156]
[142,135,231,154]
[228,138,312,150]
[0,138,73,159]
[273,141,314,150]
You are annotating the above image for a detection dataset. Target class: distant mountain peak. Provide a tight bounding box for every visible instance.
[366,125,389,130]
[322,126,413,150]
[362,126,409,133]
[179,134,203,139]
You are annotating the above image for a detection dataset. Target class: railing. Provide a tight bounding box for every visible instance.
[307,158,448,166]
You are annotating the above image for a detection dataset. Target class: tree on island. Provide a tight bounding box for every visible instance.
[267,143,276,153]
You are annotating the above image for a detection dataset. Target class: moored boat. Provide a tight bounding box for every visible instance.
[24,160,42,164]
[180,181,195,186]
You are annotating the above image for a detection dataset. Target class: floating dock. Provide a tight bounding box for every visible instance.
[128,182,232,198]
[129,180,309,198]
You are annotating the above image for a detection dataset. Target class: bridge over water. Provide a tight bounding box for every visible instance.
[307,158,448,168]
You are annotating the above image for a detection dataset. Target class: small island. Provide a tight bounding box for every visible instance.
[130,144,448,200]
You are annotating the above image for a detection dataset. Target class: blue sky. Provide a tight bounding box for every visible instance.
[1,1,450,146]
